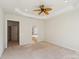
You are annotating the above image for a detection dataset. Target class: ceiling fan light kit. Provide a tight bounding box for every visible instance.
[33,0,52,15]
[33,4,52,15]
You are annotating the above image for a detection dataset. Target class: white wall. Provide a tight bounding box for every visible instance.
[46,8,79,51]
[5,14,45,48]
[0,8,5,58]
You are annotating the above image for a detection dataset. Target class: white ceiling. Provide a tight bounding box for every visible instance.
[0,0,79,19]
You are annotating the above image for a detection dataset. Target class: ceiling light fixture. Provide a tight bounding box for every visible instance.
[33,0,52,15]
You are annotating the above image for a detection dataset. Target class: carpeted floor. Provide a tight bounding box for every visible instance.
[1,41,79,59]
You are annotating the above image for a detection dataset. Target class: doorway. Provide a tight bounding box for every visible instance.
[7,20,19,47]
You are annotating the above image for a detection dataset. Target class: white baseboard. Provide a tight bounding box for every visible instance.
[46,40,79,53]
[0,50,4,58]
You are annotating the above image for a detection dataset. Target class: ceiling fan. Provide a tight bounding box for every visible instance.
[33,1,52,15]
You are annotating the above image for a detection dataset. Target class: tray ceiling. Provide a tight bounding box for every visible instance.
[0,0,79,19]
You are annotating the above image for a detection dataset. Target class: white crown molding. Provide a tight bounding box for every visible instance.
[15,8,50,19]
[15,6,74,19]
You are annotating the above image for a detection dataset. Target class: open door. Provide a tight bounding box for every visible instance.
[7,20,19,47]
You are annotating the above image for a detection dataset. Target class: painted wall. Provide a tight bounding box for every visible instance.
[0,8,5,58]
[5,14,45,48]
[46,8,79,51]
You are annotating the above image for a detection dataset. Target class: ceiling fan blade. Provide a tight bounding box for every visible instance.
[44,11,49,15]
[45,8,52,11]
[38,11,43,15]
[33,9,41,11]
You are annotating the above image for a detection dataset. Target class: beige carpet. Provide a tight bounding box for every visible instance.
[1,41,79,59]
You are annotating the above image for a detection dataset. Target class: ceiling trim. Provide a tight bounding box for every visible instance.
[15,6,74,19]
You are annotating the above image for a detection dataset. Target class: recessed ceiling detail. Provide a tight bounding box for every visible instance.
[15,8,51,19]
[0,0,79,19]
